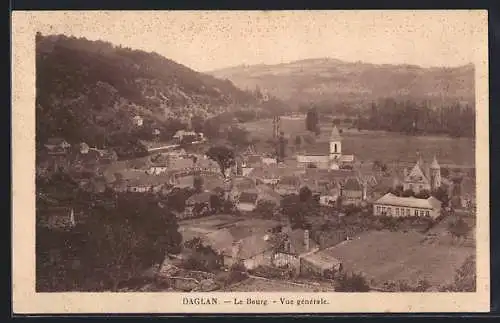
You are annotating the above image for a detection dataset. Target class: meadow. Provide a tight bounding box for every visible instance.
[322,230,475,288]
[242,118,475,167]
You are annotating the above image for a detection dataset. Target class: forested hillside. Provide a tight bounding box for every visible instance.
[35,33,286,149]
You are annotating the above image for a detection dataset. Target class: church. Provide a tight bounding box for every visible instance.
[401,155,442,194]
[296,126,355,170]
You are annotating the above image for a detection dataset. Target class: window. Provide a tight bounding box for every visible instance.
[414,209,419,216]
[406,208,410,216]
[387,207,392,215]
[425,211,430,217]
[395,208,400,216]
[334,144,337,153]
[420,210,425,217]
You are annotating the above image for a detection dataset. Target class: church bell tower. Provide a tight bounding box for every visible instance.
[329,125,342,161]
[430,155,442,191]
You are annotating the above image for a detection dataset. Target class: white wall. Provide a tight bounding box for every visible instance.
[272,253,300,272]
[373,204,438,218]
[237,203,257,212]
[243,251,272,270]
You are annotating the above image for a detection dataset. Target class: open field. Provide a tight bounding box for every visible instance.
[322,230,475,287]
[242,118,475,166]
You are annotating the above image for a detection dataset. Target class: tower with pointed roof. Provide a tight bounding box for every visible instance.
[329,125,342,161]
[430,155,441,191]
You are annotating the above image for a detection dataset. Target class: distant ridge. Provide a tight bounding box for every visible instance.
[208,58,475,107]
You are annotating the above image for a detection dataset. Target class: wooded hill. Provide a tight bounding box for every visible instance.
[36,33,286,148]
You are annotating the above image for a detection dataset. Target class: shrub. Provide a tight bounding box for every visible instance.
[334,271,370,292]
[223,263,248,286]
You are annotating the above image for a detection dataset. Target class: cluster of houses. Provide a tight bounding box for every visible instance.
[37,138,117,179]
[37,124,476,241]
[177,215,344,277]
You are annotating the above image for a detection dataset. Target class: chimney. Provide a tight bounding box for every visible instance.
[304,229,310,252]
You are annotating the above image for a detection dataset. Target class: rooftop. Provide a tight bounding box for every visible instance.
[301,142,330,156]
[342,177,363,191]
[330,126,342,141]
[374,193,442,209]
[301,250,342,271]
[239,192,259,204]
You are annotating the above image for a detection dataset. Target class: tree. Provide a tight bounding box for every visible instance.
[334,271,370,292]
[401,189,414,197]
[71,194,182,291]
[440,255,476,292]
[305,107,319,133]
[209,194,224,213]
[227,125,250,148]
[203,118,221,139]
[299,186,313,203]
[183,238,223,272]
[414,189,431,199]
[254,200,277,218]
[448,217,470,239]
[167,187,193,213]
[336,195,343,210]
[206,145,236,179]
[191,115,205,133]
[193,176,204,193]
[432,186,449,207]
[294,135,302,149]
[276,132,287,162]
[280,194,312,229]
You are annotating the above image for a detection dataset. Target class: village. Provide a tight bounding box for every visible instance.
[36,112,477,293]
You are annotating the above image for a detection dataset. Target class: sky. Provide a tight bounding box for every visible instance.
[19,10,486,72]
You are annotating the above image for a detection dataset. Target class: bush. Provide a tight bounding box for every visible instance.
[223,263,248,286]
[334,271,370,292]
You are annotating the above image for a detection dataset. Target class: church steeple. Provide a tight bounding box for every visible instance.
[330,125,341,141]
[329,125,342,163]
[430,155,442,191]
[430,155,440,169]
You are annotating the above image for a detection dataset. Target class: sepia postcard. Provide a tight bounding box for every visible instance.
[12,10,490,314]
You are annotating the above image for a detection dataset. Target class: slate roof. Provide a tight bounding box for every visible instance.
[404,163,430,184]
[374,193,442,209]
[342,177,363,191]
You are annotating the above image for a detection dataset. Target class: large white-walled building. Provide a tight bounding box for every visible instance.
[373,193,442,219]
